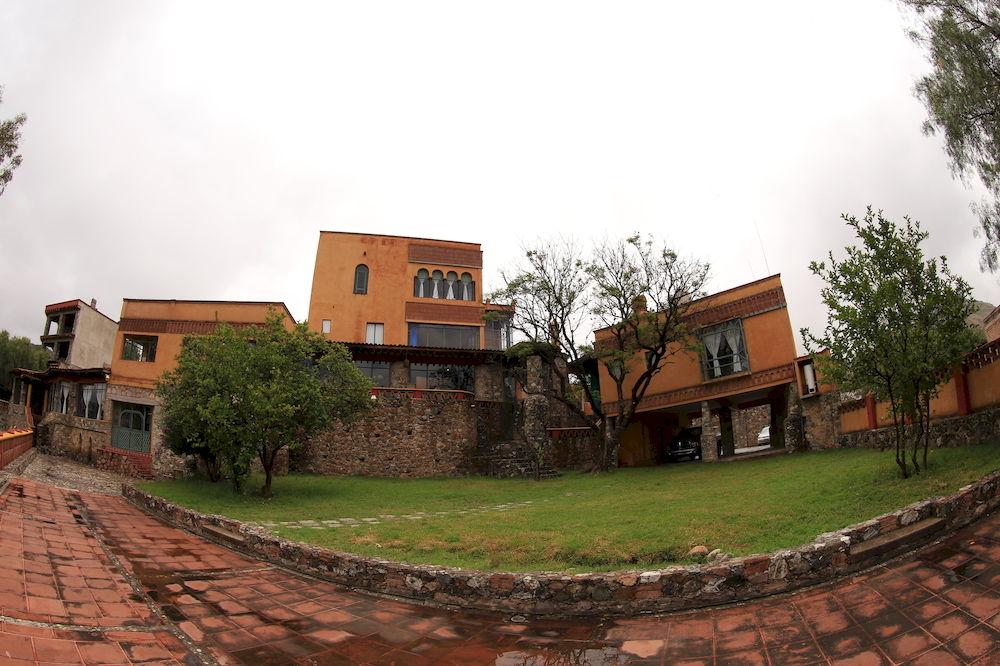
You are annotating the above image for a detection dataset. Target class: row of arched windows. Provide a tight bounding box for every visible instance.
[414,269,475,300]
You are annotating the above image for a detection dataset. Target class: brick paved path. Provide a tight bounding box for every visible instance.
[0,477,997,665]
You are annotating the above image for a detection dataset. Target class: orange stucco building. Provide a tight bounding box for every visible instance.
[105,299,295,476]
[307,231,511,392]
[594,275,804,466]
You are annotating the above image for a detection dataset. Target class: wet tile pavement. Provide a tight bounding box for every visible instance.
[0,478,997,665]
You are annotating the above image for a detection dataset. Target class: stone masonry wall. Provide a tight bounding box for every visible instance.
[125,469,1000,617]
[36,412,110,464]
[7,402,29,430]
[291,388,478,478]
[801,392,842,450]
[0,399,8,431]
[839,405,1000,451]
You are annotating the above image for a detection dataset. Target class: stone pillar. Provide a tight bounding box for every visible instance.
[769,386,800,452]
[389,360,410,388]
[700,401,718,462]
[525,355,545,394]
[783,384,806,452]
[474,363,504,402]
[719,406,735,456]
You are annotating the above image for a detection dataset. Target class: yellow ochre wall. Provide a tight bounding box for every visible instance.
[110,300,294,390]
[307,232,487,346]
[595,275,797,412]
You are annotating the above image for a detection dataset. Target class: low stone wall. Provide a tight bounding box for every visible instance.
[547,427,599,470]
[7,403,29,430]
[290,388,479,478]
[123,469,999,617]
[839,405,1000,450]
[36,412,110,464]
[0,399,8,431]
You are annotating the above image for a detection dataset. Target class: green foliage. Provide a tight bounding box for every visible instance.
[803,207,981,477]
[901,1,1000,270]
[157,312,373,496]
[141,443,1000,572]
[0,330,49,394]
[0,86,26,197]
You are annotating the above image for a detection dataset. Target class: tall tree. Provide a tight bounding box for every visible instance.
[158,313,373,496]
[0,86,26,197]
[803,207,980,478]
[900,1,1000,270]
[0,330,49,396]
[491,235,709,471]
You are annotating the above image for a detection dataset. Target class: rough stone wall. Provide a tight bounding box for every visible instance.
[473,364,505,402]
[732,405,770,449]
[800,392,842,450]
[0,399,8,431]
[7,403,29,429]
[36,412,110,464]
[839,405,1000,450]
[548,428,599,470]
[291,389,478,478]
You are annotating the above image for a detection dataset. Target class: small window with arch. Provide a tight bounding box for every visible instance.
[353,264,369,294]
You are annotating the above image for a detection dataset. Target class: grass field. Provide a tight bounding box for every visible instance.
[140,444,1000,573]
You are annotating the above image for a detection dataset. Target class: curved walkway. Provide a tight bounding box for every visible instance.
[0,477,996,665]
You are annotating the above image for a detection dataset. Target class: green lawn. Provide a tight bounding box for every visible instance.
[140,444,1000,573]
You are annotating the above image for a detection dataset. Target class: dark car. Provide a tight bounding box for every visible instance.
[664,426,722,462]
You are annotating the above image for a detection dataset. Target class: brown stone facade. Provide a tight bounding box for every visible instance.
[0,399,8,431]
[104,384,189,479]
[124,469,1000,617]
[36,412,110,464]
[291,388,479,478]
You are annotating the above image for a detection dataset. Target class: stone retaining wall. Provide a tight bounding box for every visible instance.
[291,388,479,478]
[123,469,1000,617]
[838,405,1000,450]
[0,399,8,431]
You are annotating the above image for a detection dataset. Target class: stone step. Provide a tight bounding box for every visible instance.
[202,523,246,546]
[849,517,945,564]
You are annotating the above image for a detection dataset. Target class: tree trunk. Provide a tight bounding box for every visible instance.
[260,447,278,499]
[889,399,908,479]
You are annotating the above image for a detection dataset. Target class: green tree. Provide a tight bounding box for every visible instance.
[158,313,373,496]
[900,1,1000,270]
[803,208,980,478]
[491,235,709,471]
[0,86,26,197]
[0,330,49,396]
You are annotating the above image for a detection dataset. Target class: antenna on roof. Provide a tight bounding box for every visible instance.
[753,220,771,275]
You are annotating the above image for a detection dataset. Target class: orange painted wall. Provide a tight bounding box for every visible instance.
[110,300,294,390]
[307,232,488,346]
[594,275,798,411]
[968,361,1000,410]
[840,406,868,434]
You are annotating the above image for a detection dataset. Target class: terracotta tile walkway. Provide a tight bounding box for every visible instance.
[0,478,997,665]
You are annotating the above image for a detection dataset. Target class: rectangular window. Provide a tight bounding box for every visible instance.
[44,317,58,336]
[61,313,75,334]
[701,319,749,380]
[49,382,71,414]
[407,323,479,349]
[355,360,391,386]
[365,323,384,344]
[409,363,474,391]
[485,317,512,350]
[322,319,331,334]
[122,335,158,362]
[75,383,106,420]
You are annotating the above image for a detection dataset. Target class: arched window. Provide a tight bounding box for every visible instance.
[445,271,458,299]
[461,272,474,301]
[414,268,429,297]
[431,270,443,298]
[353,264,369,295]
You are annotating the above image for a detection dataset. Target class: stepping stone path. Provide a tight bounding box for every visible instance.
[253,498,549,531]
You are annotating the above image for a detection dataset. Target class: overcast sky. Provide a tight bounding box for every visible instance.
[1,1,997,352]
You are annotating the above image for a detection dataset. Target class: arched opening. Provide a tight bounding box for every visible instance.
[354,264,369,295]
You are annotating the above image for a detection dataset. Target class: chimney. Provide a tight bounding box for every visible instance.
[90,298,98,308]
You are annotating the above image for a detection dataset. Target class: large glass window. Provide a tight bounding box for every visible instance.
[365,323,384,344]
[355,361,391,386]
[409,363,474,391]
[485,317,512,350]
[122,335,157,362]
[408,323,479,349]
[701,319,749,379]
[354,264,369,294]
[75,383,106,420]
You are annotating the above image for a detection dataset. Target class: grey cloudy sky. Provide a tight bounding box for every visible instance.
[1,1,997,351]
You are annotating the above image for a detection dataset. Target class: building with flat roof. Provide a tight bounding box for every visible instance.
[307,231,511,393]
[40,298,117,369]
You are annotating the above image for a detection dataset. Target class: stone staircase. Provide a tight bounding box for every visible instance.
[474,440,561,479]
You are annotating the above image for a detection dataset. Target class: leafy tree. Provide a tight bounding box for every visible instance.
[0,330,49,397]
[900,1,1000,270]
[491,235,709,471]
[802,208,980,478]
[158,313,373,496]
[0,86,26,197]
